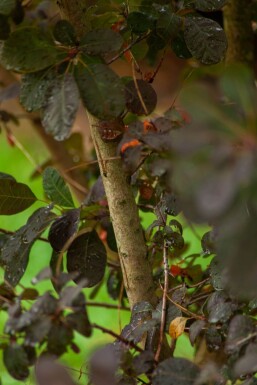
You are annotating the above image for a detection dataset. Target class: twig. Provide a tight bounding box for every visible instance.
[107,34,149,65]
[65,156,121,172]
[86,301,130,311]
[92,323,143,352]
[166,292,205,321]
[132,60,148,115]
[155,241,169,362]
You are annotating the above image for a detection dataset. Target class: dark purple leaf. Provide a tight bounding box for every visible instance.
[125,79,157,115]
[225,315,255,354]
[66,311,92,337]
[35,356,76,385]
[67,230,107,288]
[189,320,206,346]
[3,343,29,380]
[48,209,80,252]
[152,358,200,385]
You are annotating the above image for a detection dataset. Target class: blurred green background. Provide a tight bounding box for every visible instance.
[0,131,207,384]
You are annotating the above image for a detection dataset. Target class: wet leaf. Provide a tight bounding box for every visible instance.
[1,27,60,73]
[169,317,188,339]
[48,209,80,251]
[184,16,227,64]
[3,343,29,380]
[75,62,125,119]
[67,230,107,287]
[1,206,55,286]
[0,178,37,215]
[127,11,155,34]
[201,231,215,254]
[20,69,55,112]
[209,256,225,290]
[152,357,200,385]
[194,0,227,11]
[53,20,77,45]
[42,74,79,141]
[125,79,157,115]
[81,28,123,55]
[207,292,235,324]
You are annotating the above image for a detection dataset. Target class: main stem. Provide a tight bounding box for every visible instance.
[58,1,157,309]
[223,0,254,65]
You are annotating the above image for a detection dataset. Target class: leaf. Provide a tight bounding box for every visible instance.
[42,73,80,141]
[67,230,107,287]
[132,351,155,375]
[201,231,215,254]
[127,11,155,34]
[35,356,76,385]
[53,20,77,45]
[66,311,92,337]
[48,209,80,251]
[0,178,37,215]
[152,358,200,385]
[189,320,206,346]
[20,70,55,112]
[81,28,123,55]
[225,315,255,354]
[0,83,20,103]
[205,327,222,351]
[43,167,74,207]
[1,27,60,73]
[172,31,192,59]
[207,292,235,324]
[24,316,52,346]
[0,172,15,181]
[3,344,29,380]
[209,256,225,290]
[194,0,227,11]
[75,62,125,119]
[169,317,188,339]
[125,79,157,115]
[0,206,55,286]
[0,0,16,15]
[47,322,73,356]
[184,16,227,64]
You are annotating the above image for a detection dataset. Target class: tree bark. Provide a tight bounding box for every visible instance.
[58,0,157,309]
[223,1,254,65]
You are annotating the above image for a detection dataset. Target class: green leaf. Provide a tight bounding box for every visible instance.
[0,179,37,215]
[194,0,227,11]
[3,344,29,380]
[42,74,79,140]
[0,206,55,286]
[20,69,55,112]
[0,0,16,15]
[127,11,155,34]
[53,20,77,45]
[43,167,74,207]
[153,358,200,385]
[1,27,60,73]
[184,16,227,64]
[75,62,125,119]
[67,230,107,287]
[81,28,123,55]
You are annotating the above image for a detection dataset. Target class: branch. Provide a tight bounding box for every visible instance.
[91,323,144,352]
[58,1,157,309]
[155,242,169,362]
[223,0,255,66]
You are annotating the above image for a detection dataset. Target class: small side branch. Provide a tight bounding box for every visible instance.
[155,242,169,362]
